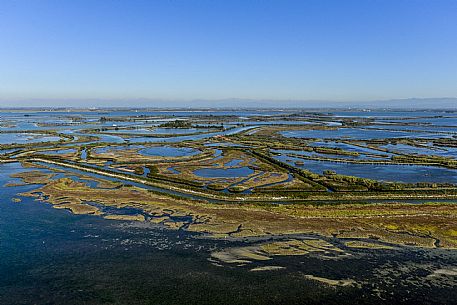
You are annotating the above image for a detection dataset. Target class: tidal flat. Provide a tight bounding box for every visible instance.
[1,108,457,304]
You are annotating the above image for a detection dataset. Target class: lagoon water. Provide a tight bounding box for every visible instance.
[139,146,200,157]
[275,154,457,183]
[0,133,61,144]
[1,162,457,304]
[380,143,457,158]
[94,145,200,157]
[40,148,78,155]
[281,127,452,140]
[1,109,457,304]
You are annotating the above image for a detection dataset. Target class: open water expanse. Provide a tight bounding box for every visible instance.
[1,109,457,304]
[1,162,457,305]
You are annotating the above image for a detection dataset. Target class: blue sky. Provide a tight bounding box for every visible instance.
[0,0,456,106]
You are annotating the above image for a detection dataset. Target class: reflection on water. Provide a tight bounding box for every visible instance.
[139,146,200,157]
[275,154,457,183]
[381,143,457,158]
[2,107,457,304]
[94,145,200,157]
[281,128,452,140]
[1,162,457,304]
[0,133,61,144]
[40,148,77,155]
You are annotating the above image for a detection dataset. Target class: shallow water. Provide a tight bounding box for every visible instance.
[40,148,77,155]
[94,145,200,157]
[281,128,451,140]
[127,126,258,143]
[224,159,244,167]
[275,154,457,183]
[366,124,457,133]
[2,109,457,304]
[380,143,457,158]
[272,149,370,161]
[0,133,61,144]
[331,110,457,118]
[139,146,200,157]
[311,141,394,157]
[1,163,457,304]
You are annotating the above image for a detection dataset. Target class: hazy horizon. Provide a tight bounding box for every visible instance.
[0,97,456,109]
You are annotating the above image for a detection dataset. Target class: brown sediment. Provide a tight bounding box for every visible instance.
[53,202,101,215]
[12,168,457,249]
[344,240,394,250]
[149,148,311,192]
[250,266,286,272]
[260,239,344,256]
[210,238,347,265]
[104,214,145,221]
[8,170,55,185]
[211,246,271,264]
[302,274,358,287]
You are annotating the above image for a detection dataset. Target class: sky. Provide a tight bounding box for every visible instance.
[0,0,456,107]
